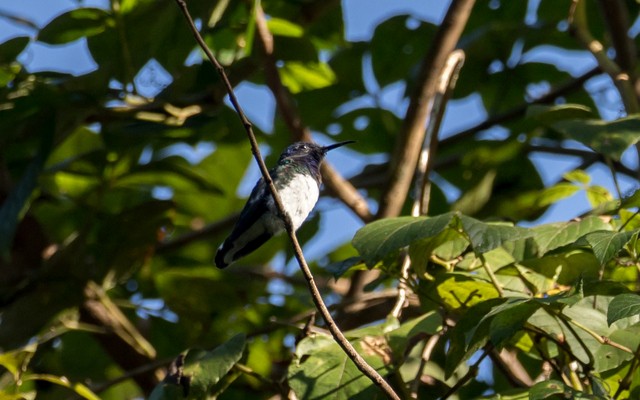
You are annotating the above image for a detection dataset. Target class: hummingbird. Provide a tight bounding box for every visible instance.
[215,140,355,268]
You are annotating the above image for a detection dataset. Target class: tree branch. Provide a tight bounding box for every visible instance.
[174,2,400,398]
[254,5,373,222]
[376,0,476,219]
[439,66,601,148]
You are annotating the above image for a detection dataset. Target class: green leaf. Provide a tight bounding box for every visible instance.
[387,313,442,361]
[486,299,540,347]
[552,116,640,161]
[436,275,501,310]
[352,213,454,266]
[595,325,640,372]
[445,298,504,378]
[608,293,640,326]
[38,8,113,44]
[279,61,337,94]
[0,343,36,380]
[582,229,636,265]
[532,216,611,256]
[536,183,580,207]
[585,185,613,208]
[183,334,246,398]
[526,103,594,124]
[267,18,304,37]
[288,332,388,400]
[563,169,591,185]
[529,380,569,399]
[457,215,532,254]
[0,36,30,64]
[452,169,497,215]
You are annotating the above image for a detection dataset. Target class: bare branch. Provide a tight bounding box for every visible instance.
[254,6,373,222]
[568,0,639,113]
[174,2,400,398]
[440,66,601,148]
[390,50,465,320]
[377,0,476,219]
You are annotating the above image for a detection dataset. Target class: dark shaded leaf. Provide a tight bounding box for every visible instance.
[0,36,30,64]
[183,334,246,398]
[552,116,640,160]
[38,8,113,44]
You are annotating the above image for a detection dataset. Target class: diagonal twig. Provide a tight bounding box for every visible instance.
[376,0,476,219]
[253,5,373,222]
[389,50,465,319]
[173,2,400,399]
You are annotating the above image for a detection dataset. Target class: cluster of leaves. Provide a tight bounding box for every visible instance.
[0,0,639,399]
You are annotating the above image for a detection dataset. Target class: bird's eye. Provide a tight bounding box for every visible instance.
[302,145,308,150]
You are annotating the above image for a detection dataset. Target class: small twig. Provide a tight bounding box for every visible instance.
[91,357,173,393]
[439,66,601,148]
[389,51,465,320]
[568,0,639,114]
[441,345,492,399]
[613,342,640,399]
[410,329,445,398]
[377,0,476,219]
[478,254,504,297]
[156,212,239,253]
[413,50,465,216]
[174,2,400,399]
[253,5,373,223]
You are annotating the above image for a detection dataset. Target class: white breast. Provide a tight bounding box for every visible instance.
[267,174,319,231]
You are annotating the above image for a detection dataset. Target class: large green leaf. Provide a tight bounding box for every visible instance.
[608,293,640,326]
[457,214,531,254]
[580,229,637,265]
[183,334,246,398]
[149,334,246,400]
[288,333,388,400]
[532,216,611,256]
[38,8,113,44]
[552,116,640,160]
[353,212,531,266]
[352,213,454,266]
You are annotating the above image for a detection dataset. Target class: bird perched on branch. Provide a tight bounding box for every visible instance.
[215,140,354,268]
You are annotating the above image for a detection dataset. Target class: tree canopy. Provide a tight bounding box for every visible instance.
[1,0,640,399]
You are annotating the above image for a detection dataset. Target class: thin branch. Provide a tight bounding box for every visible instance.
[377,0,475,219]
[254,5,373,222]
[414,50,465,217]
[568,0,639,114]
[410,329,445,398]
[174,2,400,399]
[440,66,601,148]
[156,212,239,253]
[596,0,637,80]
[390,50,465,320]
[441,345,492,400]
[91,357,174,393]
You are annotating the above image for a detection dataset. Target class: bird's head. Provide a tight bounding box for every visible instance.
[278,141,355,166]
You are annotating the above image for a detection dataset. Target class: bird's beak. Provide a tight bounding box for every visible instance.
[322,140,355,153]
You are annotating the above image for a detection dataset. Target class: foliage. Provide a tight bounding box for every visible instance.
[1,0,640,399]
